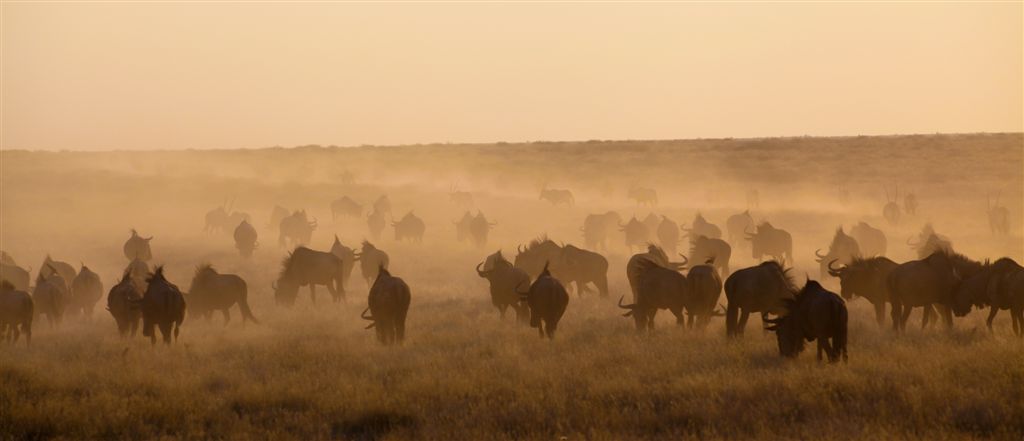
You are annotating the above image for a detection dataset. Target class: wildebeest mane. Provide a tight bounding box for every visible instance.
[758,260,798,293]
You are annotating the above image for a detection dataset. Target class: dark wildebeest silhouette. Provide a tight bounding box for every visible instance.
[828,257,900,327]
[656,216,680,255]
[123,229,153,261]
[619,217,650,251]
[626,245,688,302]
[361,266,411,346]
[887,250,982,332]
[233,220,259,257]
[682,213,722,240]
[70,265,103,319]
[40,255,76,290]
[725,210,754,247]
[628,186,658,207]
[686,261,724,329]
[330,236,357,289]
[689,235,731,277]
[518,263,569,339]
[279,210,317,247]
[581,211,621,251]
[393,211,426,243]
[0,281,33,345]
[205,205,230,233]
[0,261,30,292]
[141,266,186,345]
[188,265,259,325]
[126,258,151,294]
[560,244,610,298]
[373,194,392,216]
[331,196,363,220]
[882,184,901,226]
[764,280,848,363]
[979,258,1024,336]
[273,247,346,306]
[539,185,574,206]
[357,241,390,287]
[33,266,68,328]
[951,262,994,320]
[449,185,474,208]
[617,259,688,332]
[454,212,473,243]
[476,251,530,323]
[904,193,919,216]
[723,261,797,338]
[367,209,386,240]
[850,221,887,257]
[514,237,564,280]
[987,192,1010,235]
[815,227,861,279]
[107,269,141,338]
[268,205,290,229]
[907,224,953,259]
[746,222,793,263]
[469,212,495,248]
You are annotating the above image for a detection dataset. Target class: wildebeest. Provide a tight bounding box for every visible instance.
[330,236,357,289]
[907,224,953,259]
[361,266,411,346]
[126,258,150,293]
[641,213,661,238]
[539,185,575,206]
[273,247,346,306]
[689,235,731,276]
[454,212,473,243]
[626,245,687,301]
[904,192,919,216]
[205,199,251,234]
[988,192,1010,235]
[764,280,848,363]
[725,210,754,247]
[233,220,259,257]
[514,237,565,281]
[268,205,290,229]
[618,259,688,332]
[278,210,317,247]
[619,217,650,250]
[331,196,363,220]
[850,221,887,257]
[887,250,982,332]
[373,194,392,216]
[123,229,153,261]
[0,281,32,345]
[107,269,141,338]
[33,266,68,328]
[367,209,386,240]
[828,257,899,326]
[683,213,722,240]
[656,216,680,255]
[686,261,723,329]
[883,184,901,226]
[477,251,531,322]
[188,265,259,324]
[581,211,621,251]
[815,227,861,279]
[141,266,186,345]
[393,211,426,243]
[628,186,658,206]
[40,255,76,289]
[979,257,1024,336]
[746,222,793,263]
[0,261,30,292]
[560,244,610,298]
[519,263,569,339]
[449,185,474,207]
[357,241,390,286]
[723,261,797,337]
[70,265,103,318]
[469,211,495,248]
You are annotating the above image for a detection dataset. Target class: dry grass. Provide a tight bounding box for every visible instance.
[2,134,1023,440]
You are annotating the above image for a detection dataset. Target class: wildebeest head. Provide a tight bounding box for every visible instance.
[816,228,861,278]
[514,236,563,278]
[273,252,301,306]
[764,280,834,358]
[951,262,991,317]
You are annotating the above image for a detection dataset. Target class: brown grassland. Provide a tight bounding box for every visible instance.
[1,133,1023,440]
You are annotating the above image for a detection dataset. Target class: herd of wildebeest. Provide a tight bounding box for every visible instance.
[0,183,1019,364]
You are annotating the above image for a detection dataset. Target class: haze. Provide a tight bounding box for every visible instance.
[2,2,1021,151]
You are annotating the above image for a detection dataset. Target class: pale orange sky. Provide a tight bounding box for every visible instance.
[2,2,1021,151]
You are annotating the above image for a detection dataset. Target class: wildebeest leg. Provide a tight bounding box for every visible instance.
[596,276,609,298]
[921,305,935,329]
[900,307,912,332]
[1012,308,1022,337]
[760,312,771,335]
[537,323,545,339]
[890,301,903,332]
[130,319,139,338]
[671,308,685,327]
[326,282,340,303]
[222,309,231,326]
[498,304,507,320]
[986,306,999,332]
[873,302,886,327]
[648,310,657,332]
[686,312,696,329]
[938,305,953,330]
[726,305,739,337]
[737,310,750,336]
[159,322,173,345]
[816,339,825,362]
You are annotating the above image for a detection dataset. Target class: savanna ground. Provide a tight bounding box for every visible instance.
[2,134,1023,440]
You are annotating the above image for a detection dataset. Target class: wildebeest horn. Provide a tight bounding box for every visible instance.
[675,254,689,269]
[827,259,843,276]
[475,262,489,276]
[361,307,374,321]
[617,296,636,309]
[815,248,826,259]
[517,244,525,254]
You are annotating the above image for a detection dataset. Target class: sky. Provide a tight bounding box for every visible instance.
[2,2,1022,151]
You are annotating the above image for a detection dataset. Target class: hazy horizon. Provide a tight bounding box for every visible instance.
[3,2,1022,151]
